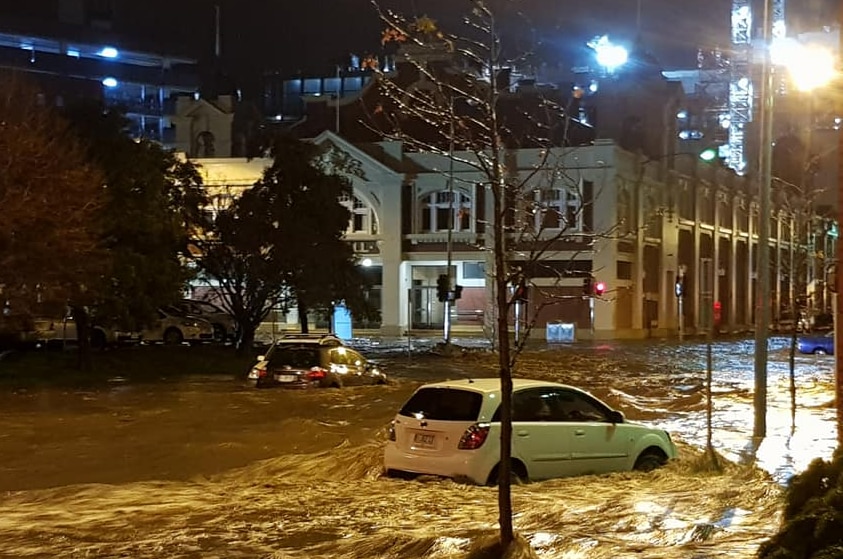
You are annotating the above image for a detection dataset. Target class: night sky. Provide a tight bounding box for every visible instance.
[2,0,838,98]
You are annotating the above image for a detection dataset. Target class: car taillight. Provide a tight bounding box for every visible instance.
[458,423,490,450]
[306,367,327,380]
[256,368,267,378]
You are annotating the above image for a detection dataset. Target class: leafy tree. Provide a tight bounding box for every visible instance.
[195,135,375,350]
[62,102,208,335]
[757,447,843,558]
[0,72,108,363]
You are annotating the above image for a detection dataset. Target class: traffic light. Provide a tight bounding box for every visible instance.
[454,285,463,300]
[436,274,449,302]
[675,276,685,297]
[582,276,593,295]
[594,281,606,296]
[699,147,718,162]
[514,283,528,302]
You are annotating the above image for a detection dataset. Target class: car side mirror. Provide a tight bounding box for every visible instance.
[608,410,624,424]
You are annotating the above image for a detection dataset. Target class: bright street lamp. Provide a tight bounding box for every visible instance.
[587,35,628,73]
[754,14,839,440]
[772,39,837,91]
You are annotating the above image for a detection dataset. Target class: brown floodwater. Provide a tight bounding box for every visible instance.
[0,337,835,558]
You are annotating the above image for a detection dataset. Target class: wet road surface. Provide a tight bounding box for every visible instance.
[0,336,836,557]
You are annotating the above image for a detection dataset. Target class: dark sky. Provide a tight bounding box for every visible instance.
[143,0,737,97]
[2,0,838,96]
[190,0,737,72]
[144,0,836,87]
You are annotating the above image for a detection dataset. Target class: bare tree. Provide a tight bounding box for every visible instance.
[370,2,617,551]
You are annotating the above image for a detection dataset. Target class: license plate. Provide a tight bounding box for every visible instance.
[275,374,297,383]
[413,433,436,448]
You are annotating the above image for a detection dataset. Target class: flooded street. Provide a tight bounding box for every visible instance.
[0,336,836,558]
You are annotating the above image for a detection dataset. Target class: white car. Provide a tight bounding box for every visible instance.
[174,299,238,342]
[27,315,140,348]
[140,306,215,345]
[384,378,677,485]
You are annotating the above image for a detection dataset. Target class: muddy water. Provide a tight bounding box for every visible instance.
[0,337,835,558]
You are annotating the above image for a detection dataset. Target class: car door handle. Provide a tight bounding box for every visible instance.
[516,430,529,437]
[574,430,585,436]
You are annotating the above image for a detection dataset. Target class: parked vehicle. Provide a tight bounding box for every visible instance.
[384,378,677,485]
[173,299,238,342]
[797,331,834,355]
[141,306,215,345]
[804,312,834,333]
[247,334,387,388]
[29,315,140,349]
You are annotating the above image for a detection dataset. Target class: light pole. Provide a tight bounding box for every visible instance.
[753,0,775,440]
[754,9,838,440]
[443,97,456,344]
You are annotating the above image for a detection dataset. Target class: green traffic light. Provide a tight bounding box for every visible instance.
[699,148,718,162]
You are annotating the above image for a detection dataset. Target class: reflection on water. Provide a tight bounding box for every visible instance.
[0,441,781,558]
[0,336,835,557]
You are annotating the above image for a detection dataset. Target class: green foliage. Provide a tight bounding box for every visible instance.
[196,134,377,346]
[757,447,843,558]
[62,102,208,330]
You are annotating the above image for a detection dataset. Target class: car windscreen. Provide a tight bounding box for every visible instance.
[398,387,482,421]
[268,347,322,369]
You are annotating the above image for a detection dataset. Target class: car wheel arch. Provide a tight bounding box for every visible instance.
[633,447,668,471]
[486,459,529,486]
[163,327,184,345]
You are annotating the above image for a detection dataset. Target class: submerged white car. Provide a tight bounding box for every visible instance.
[384,378,677,485]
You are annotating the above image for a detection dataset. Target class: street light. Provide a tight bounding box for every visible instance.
[753,0,775,440]
[754,7,838,439]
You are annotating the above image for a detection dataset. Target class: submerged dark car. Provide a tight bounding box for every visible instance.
[247,334,387,388]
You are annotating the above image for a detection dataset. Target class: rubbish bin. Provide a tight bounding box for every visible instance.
[546,321,575,343]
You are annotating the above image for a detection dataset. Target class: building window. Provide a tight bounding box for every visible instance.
[420,190,472,233]
[463,262,485,279]
[339,192,378,235]
[533,188,581,231]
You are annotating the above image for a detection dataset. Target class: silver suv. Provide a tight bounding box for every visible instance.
[247,334,387,389]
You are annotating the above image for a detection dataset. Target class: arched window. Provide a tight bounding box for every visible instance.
[533,188,581,231]
[420,190,472,233]
[339,192,378,235]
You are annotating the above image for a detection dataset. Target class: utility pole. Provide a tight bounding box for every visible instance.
[753,0,775,440]
[443,97,456,345]
[836,0,843,446]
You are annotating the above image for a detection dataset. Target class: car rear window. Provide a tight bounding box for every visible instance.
[268,347,322,368]
[399,387,482,421]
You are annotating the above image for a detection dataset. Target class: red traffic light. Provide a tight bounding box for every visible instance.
[594,281,606,296]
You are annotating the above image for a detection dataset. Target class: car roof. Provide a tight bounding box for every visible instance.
[275,334,344,346]
[417,378,573,393]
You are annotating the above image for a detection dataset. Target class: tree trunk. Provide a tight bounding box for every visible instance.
[298,301,309,334]
[71,305,92,371]
[235,323,257,356]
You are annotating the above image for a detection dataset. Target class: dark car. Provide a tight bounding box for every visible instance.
[247,334,387,388]
[797,331,834,355]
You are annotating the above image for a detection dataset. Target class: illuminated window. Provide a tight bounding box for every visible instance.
[533,188,581,231]
[339,192,377,235]
[420,190,472,233]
